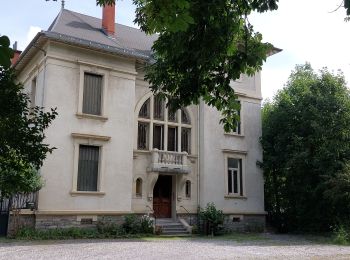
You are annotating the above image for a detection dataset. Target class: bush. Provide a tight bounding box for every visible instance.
[123,214,154,234]
[140,215,154,234]
[15,227,98,240]
[199,203,224,236]
[15,214,154,240]
[96,222,126,237]
[333,225,349,245]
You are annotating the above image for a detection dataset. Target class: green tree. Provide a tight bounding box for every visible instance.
[96,0,350,131]
[0,68,57,198]
[261,64,350,232]
[0,36,14,68]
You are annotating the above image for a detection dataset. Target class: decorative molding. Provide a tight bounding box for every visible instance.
[222,211,267,215]
[222,149,248,154]
[76,59,137,76]
[36,210,131,215]
[70,191,106,196]
[224,133,245,138]
[76,113,108,121]
[71,133,111,141]
[224,195,247,200]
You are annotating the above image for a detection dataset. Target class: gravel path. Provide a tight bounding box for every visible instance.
[1,235,350,260]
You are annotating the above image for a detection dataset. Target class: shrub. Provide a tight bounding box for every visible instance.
[96,222,126,237]
[15,227,98,240]
[199,203,224,236]
[140,215,154,234]
[123,214,141,234]
[333,225,349,245]
[123,214,154,234]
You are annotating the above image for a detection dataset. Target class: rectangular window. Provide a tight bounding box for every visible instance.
[82,73,102,115]
[153,124,164,150]
[77,145,100,191]
[168,109,177,122]
[227,158,243,196]
[185,181,191,198]
[153,95,164,120]
[181,128,191,154]
[167,127,177,151]
[233,102,241,134]
[139,98,150,118]
[137,122,149,150]
[30,77,37,108]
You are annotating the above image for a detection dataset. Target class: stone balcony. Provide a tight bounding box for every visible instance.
[147,149,190,174]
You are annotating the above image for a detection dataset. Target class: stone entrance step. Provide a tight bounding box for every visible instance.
[155,218,190,236]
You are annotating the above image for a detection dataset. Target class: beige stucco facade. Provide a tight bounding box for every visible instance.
[16,35,266,229]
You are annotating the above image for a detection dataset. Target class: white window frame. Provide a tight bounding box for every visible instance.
[185,180,191,199]
[71,133,110,196]
[77,65,109,121]
[224,100,244,136]
[30,77,37,108]
[136,95,192,153]
[224,153,246,198]
[133,176,144,199]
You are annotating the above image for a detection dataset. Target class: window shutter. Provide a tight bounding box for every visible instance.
[77,145,99,191]
[83,73,102,115]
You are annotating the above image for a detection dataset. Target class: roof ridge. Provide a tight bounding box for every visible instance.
[61,8,141,31]
[47,9,63,32]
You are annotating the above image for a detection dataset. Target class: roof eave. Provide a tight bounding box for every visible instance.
[14,31,152,73]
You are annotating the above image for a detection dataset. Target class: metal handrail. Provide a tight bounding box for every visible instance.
[180,205,192,226]
[146,205,156,226]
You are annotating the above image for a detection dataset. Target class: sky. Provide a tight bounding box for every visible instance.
[0,0,349,99]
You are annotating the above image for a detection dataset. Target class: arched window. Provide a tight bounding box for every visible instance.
[137,95,192,153]
[136,178,142,197]
[185,180,191,198]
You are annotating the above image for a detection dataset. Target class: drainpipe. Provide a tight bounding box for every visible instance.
[197,102,201,212]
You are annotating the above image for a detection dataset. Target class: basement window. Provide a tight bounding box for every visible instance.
[80,218,93,225]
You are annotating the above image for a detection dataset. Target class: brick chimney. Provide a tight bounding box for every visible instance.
[11,42,22,66]
[102,4,115,36]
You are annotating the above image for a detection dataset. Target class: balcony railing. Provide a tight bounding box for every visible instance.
[148,149,190,173]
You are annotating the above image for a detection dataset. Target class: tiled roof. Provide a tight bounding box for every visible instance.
[47,9,157,58]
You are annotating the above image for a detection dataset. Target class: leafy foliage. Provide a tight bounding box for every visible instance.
[0,36,14,68]
[199,202,224,235]
[123,214,154,234]
[96,1,350,130]
[0,68,57,198]
[261,64,350,232]
[97,0,278,131]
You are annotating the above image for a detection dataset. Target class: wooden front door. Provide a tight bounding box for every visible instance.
[153,175,172,218]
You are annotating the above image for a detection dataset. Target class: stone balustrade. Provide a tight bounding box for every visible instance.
[148,149,190,173]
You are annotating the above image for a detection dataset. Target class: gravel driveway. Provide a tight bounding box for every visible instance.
[1,234,350,260]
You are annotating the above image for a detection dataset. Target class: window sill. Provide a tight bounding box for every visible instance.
[224,195,247,200]
[76,113,108,121]
[224,133,245,137]
[70,191,106,196]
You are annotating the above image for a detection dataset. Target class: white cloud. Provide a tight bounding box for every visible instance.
[24,26,41,49]
[250,0,350,99]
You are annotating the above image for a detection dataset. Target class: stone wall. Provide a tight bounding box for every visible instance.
[7,213,36,237]
[223,214,265,232]
[35,215,126,230]
[32,213,264,233]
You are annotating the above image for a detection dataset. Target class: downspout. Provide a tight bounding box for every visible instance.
[41,57,47,108]
[197,102,201,211]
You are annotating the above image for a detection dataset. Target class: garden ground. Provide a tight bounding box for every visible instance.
[1,233,350,259]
